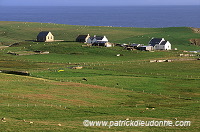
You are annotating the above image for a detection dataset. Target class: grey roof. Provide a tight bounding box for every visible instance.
[76,35,88,40]
[90,36,104,40]
[95,36,104,40]
[130,44,140,46]
[141,46,153,47]
[160,41,167,45]
[89,36,105,41]
[149,38,162,46]
[89,37,95,40]
[95,41,107,44]
[37,31,50,37]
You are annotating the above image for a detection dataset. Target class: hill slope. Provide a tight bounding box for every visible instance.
[0,21,200,50]
[0,21,200,131]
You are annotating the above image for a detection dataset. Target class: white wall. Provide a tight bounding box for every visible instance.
[46,32,54,42]
[164,41,171,50]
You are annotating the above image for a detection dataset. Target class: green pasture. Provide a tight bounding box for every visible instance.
[0,74,199,131]
[0,21,200,50]
[0,21,200,131]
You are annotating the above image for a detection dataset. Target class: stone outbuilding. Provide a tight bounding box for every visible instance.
[37,31,54,42]
[76,34,90,43]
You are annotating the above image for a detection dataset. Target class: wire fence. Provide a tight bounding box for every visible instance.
[0,89,199,109]
[1,57,199,109]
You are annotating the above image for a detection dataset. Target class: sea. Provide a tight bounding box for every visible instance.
[0,6,199,28]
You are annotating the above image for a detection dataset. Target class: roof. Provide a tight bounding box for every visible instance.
[95,36,104,40]
[149,38,163,46]
[141,46,153,47]
[76,35,88,40]
[95,41,108,44]
[90,36,104,40]
[89,37,95,40]
[130,44,140,46]
[37,31,51,37]
[160,41,167,45]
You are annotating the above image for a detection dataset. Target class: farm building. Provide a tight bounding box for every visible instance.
[37,31,54,42]
[92,42,114,47]
[149,38,171,50]
[130,44,143,49]
[86,35,108,44]
[138,46,154,51]
[76,34,90,43]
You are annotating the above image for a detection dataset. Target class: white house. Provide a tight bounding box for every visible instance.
[149,38,171,50]
[86,35,108,44]
[37,31,54,42]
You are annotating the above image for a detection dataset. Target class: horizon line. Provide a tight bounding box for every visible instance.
[0,5,200,7]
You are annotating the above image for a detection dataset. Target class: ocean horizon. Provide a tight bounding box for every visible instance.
[0,5,199,28]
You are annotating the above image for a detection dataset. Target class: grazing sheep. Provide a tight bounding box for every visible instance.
[23,119,33,124]
[145,108,149,110]
[58,123,62,126]
[82,78,87,81]
[1,117,6,122]
[126,118,129,120]
[152,108,155,110]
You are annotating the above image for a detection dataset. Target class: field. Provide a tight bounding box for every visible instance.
[0,21,200,131]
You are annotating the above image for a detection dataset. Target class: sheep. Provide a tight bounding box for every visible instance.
[145,108,149,110]
[58,123,62,126]
[82,78,87,81]
[23,119,33,124]
[1,117,6,122]
[152,108,155,110]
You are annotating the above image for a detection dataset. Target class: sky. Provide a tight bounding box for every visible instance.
[0,0,199,6]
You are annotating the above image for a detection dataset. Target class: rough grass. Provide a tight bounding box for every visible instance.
[0,73,199,131]
[0,21,200,131]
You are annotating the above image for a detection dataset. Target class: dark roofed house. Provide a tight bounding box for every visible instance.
[149,38,171,50]
[95,36,104,41]
[160,41,167,45]
[149,38,163,47]
[37,31,54,42]
[76,34,90,43]
[86,35,108,44]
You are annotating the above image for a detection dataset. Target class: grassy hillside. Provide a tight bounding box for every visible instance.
[0,21,200,131]
[0,21,200,50]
